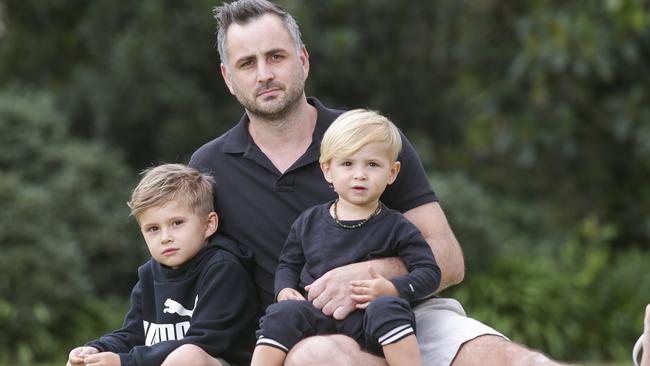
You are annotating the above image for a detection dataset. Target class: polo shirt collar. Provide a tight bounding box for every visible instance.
[221,97,343,162]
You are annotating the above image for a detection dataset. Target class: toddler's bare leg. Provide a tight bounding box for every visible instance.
[251,345,286,366]
[383,334,421,366]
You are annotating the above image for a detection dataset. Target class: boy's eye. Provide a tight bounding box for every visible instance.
[145,226,158,233]
[172,220,184,226]
[342,161,352,167]
[369,162,379,167]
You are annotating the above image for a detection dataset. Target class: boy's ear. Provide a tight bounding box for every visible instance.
[387,161,401,185]
[204,212,219,238]
[320,162,333,183]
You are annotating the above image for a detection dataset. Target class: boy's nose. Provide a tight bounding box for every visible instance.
[353,169,367,180]
[161,229,173,244]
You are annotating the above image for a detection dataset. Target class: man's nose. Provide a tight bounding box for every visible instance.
[257,61,274,83]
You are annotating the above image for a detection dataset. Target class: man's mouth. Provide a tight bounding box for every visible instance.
[256,82,283,97]
[258,88,281,97]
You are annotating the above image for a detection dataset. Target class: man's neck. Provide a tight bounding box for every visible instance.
[247,97,317,173]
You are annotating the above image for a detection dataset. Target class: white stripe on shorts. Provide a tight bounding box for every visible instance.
[378,323,415,345]
[256,336,289,352]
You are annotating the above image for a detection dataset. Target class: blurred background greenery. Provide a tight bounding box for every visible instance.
[1,0,649,364]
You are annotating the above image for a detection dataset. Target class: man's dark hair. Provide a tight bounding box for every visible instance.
[214,0,303,66]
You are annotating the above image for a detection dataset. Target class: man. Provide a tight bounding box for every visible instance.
[189,0,566,364]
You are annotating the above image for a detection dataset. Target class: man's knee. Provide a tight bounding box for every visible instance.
[454,335,567,366]
[285,334,385,366]
[285,335,352,365]
[162,344,222,366]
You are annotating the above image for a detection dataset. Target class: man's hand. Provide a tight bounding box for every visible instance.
[305,266,358,320]
[67,346,99,366]
[306,259,405,320]
[349,266,398,309]
[82,351,120,366]
[277,287,306,302]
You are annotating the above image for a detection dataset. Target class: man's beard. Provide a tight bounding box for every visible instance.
[234,71,305,121]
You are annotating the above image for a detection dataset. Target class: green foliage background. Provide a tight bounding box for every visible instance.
[0,0,648,364]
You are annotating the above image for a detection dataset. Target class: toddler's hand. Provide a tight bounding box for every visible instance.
[349,266,398,309]
[277,288,306,302]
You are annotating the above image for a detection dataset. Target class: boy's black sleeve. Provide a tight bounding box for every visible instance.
[274,221,306,298]
[85,281,146,354]
[114,260,259,366]
[389,223,442,302]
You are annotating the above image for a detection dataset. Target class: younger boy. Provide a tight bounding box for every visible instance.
[66,164,259,366]
[250,109,442,366]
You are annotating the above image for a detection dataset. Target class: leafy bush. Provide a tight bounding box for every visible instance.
[432,172,649,362]
[447,218,650,362]
[0,88,144,364]
[431,172,563,271]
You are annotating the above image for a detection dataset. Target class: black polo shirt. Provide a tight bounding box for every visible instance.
[189,97,437,307]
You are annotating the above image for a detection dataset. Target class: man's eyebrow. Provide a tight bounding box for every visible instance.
[265,48,288,55]
[234,54,255,65]
[234,48,290,65]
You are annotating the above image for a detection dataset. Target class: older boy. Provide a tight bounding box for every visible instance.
[66,164,259,366]
[250,110,441,366]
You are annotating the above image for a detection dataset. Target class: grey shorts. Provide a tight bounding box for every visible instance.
[414,297,507,366]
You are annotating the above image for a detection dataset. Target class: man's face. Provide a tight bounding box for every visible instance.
[220,13,309,120]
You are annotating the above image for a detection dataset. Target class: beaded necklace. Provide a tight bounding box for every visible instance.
[332,198,381,229]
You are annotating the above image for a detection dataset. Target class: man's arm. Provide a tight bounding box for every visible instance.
[403,201,464,290]
[306,201,464,319]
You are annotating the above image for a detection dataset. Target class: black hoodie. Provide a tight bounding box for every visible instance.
[86,234,260,366]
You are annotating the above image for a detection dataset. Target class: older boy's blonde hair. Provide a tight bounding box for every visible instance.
[127,164,215,221]
[320,109,402,164]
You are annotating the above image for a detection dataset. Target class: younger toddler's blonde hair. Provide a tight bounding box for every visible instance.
[320,109,402,164]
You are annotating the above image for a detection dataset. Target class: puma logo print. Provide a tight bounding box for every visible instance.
[163,295,198,318]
